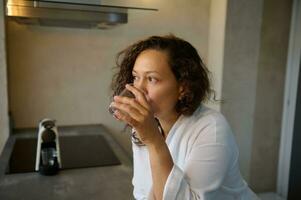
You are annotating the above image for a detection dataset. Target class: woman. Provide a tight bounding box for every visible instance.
[110,35,258,200]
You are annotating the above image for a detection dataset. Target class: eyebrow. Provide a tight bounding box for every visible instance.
[132,70,160,75]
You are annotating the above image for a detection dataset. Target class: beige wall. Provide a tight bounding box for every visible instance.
[7,0,211,154]
[0,0,9,153]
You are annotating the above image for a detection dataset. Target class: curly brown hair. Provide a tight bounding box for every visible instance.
[111,34,211,116]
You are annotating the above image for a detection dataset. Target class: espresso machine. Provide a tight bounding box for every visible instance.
[35,119,62,175]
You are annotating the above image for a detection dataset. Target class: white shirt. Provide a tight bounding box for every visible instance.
[132,105,259,200]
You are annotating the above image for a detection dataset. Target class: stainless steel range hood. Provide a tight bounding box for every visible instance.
[6,0,157,29]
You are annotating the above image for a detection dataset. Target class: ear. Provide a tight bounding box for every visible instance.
[178,84,186,100]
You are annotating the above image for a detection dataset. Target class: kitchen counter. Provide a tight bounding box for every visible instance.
[0,125,133,200]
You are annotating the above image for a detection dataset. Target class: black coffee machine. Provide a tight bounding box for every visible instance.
[35,119,62,175]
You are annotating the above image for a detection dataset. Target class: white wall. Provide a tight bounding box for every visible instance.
[0,0,9,154]
[207,0,227,111]
[7,0,211,153]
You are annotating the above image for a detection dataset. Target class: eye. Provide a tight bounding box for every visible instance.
[133,75,139,81]
[148,76,158,83]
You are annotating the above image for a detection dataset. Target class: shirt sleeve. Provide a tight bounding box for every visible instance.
[163,143,232,200]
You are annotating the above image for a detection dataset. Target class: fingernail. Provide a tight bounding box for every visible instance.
[113,111,121,120]
[113,114,120,120]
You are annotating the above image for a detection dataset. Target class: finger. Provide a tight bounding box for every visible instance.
[113,96,148,115]
[125,84,150,109]
[111,102,143,121]
[114,110,138,127]
[112,112,121,121]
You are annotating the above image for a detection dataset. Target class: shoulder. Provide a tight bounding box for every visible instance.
[185,105,236,147]
[187,105,231,133]
[193,105,227,124]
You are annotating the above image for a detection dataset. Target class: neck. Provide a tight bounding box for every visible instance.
[158,112,181,138]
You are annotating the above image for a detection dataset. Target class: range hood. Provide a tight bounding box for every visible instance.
[6,0,157,29]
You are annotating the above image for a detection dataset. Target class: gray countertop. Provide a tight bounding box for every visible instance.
[0,125,133,200]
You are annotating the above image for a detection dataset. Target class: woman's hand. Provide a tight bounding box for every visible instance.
[110,84,162,145]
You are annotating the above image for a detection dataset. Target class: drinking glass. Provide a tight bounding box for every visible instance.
[108,85,135,115]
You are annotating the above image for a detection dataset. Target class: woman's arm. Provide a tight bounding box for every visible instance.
[147,133,174,200]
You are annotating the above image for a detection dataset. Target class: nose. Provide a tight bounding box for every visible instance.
[134,78,147,95]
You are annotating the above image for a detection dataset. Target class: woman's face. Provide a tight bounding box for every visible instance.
[132,49,183,119]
